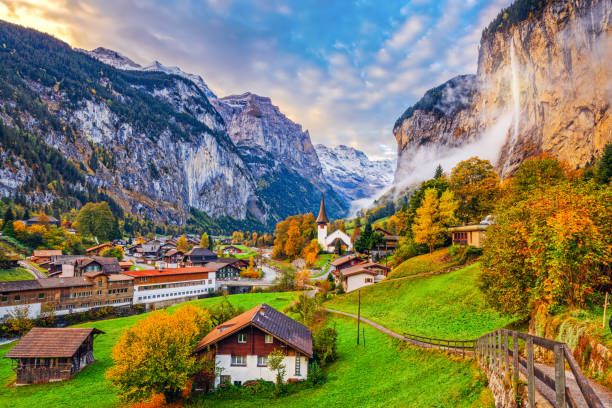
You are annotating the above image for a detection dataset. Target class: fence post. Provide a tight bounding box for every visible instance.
[513,334,519,385]
[503,330,509,373]
[527,337,535,408]
[498,331,502,367]
[554,344,566,408]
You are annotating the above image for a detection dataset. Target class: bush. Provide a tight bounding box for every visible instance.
[313,327,338,366]
[307,361,326,386]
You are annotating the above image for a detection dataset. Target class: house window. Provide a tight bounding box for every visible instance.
[233,381,242,386]
[237,333,247,343]
[265,334,273,344]
[97,290,102,295]
[220,375,231,384]
[1,296,7,302]
[14,295,20,301]
[295,354,301,376]
[257,356,267,367]
[38,293,45,299]
[231,355,246,366]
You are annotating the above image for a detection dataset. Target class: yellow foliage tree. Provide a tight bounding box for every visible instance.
[412,188,457,253]
[136,235,146,244]
[296,268,310,289]
[176,235,189,253]
[302,239,320,267]
[200,232,210,249]
[232,231,244,244]
[106,305,212,404]
[449,157,500,223]
[283,219,302,260]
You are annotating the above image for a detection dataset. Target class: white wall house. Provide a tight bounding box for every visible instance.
[214,353,308,387]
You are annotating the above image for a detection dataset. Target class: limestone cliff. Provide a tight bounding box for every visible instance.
[394,0,612,184]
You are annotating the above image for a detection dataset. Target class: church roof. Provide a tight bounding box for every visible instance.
[316,195,329,224]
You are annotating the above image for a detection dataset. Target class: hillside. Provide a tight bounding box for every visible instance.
[325,263,515,339]
[393,0,612,184]
[0,21,348,232]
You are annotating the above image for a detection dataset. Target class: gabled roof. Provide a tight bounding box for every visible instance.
[38,277,92,289]
[194,303,312,357]
[32,249,63,258]
[5,327,104,358]
[124,266,212,278]
[203,262,238,271]
[316,195,329,224]
[331,254,363,267]
[86,242,112,252]
[0,280,41,292]
[186,247,216,257]
[341,261,389,277]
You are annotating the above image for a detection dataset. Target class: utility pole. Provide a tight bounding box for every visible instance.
[357,288,361,345]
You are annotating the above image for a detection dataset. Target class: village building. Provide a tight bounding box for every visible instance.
[448,224,489,248]
[330,254,365,274]
[163,249,184,266]
[136,244,163,264]
[222,245,244,255]
[24,215,60,227]
[0,271,134,319]
[73,257,121,277]
[118,260,133,272]
[372,228,400,257]
[184,247,218,266]
[333,261,390,293]
[125,266,215,310]
[86,243,113,256]
[204,261,241,280]
[30,249,63,265]
[194,303,312,388]
[45,255,88,276]
[316,196,353,252]
[4,327,104,385]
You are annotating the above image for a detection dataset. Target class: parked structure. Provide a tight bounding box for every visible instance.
[194,303,312,387]
[4,327,104,384]
[125,267,215,310]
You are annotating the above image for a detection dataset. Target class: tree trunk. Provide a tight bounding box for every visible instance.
[163,387,181,403]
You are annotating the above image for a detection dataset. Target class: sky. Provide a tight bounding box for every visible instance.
[0,0,511,160]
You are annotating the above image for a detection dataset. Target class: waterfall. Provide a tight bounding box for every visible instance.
[510,40,520,146]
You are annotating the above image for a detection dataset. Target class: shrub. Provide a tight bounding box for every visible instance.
[307,361,326,386]
[313,327,338,366]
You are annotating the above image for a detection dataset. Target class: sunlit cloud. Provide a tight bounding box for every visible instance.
[0,0,512,160]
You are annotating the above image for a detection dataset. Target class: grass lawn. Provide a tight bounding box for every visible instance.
[325,263,515,340]
[193,314,493,408]
[387,247,459,279]
[0,292,300,408]
[314,254,332,269]
[0,268,34,281]
[219,244,257,259]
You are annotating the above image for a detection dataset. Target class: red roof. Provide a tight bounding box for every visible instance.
[124,266,213,277]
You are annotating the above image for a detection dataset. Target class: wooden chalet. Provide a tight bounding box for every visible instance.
[330,254,365,274]
[194,303,312,388]
[335,261,390,292]
[24,215,60,227]
[5,327,104,385]
[74,257,121,276]
[184,247,218,266]
[448,224,489,248]
[30,250,63,265]
[86,243,113,256]
[222,245,244,255]
[204,261,240,280]
[118,260,134,272]
[163,249,184,264]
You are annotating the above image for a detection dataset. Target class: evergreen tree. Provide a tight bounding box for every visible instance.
[596,143,612,184]
[434,164,444,179]
[2,207,14,229]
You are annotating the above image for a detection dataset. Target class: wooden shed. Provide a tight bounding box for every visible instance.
[4,327,104,385]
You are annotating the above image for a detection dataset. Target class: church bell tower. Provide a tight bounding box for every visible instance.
[316,195,329,249]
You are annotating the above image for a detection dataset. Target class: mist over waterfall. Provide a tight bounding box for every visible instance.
[510,40,521,147]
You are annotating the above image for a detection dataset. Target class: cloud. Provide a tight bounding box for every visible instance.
[0,0,513,165]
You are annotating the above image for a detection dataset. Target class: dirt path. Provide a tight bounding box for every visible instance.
[18,260,46,279]
[323,307,612,408]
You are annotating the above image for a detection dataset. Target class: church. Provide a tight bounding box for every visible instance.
[316,196,353,253]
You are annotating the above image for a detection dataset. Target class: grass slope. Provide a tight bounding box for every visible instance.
[388,247,458,279]
[0,268,33,281]
[0,292,299,408]
[194,314,493,408]
[325,263,515,339]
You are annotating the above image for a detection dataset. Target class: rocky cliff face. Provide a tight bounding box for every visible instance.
[314,144,395,203]
[394,0,612,185]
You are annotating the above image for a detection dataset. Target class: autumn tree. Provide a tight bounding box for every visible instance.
[272,213,316,259]
[449,157,500,223]
[412,189,458,253]
[232,231,244,244]
[176,235,189,253]
[481,158,612,319]
[240,256,259,279]
[286,293,317,325]
[37,212,51,229]
[199,232,210,249]
[106,305,212,404]
[267,349,286,394]
[296,269,310,289]
[75,202,116,242]
[101,246,124,261]
[350,227,361,244]
[302,239,320,267]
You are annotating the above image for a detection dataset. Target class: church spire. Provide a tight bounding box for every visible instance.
[316,195,329,225]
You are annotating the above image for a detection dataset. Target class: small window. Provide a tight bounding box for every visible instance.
[257,356,267,366]
[231,355,245,366]
[14,295,20,301]
[1,296,7,302]
[295,354,301,376]
[264,334,273,344]
[237,333,247,343]
[233,381,242,386]
[38,293,45,299]
[98,280,102,287]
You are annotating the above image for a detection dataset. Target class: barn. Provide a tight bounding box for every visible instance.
[4,327,104,385]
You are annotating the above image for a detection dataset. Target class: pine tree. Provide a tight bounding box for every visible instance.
[434,164,444,179]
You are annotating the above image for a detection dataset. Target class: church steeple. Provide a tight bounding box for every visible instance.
[316,195,329,225]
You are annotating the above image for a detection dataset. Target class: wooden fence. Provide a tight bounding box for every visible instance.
[402,328,605,408]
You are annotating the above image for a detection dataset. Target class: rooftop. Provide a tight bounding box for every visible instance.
[5,328,104,358]
[124,266,212,278]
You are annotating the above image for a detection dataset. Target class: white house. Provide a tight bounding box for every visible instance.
[316,195,352,252]
[336,261,391,293]
[194,303,312,387]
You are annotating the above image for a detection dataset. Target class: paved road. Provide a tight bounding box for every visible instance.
[323,307,612,408]
[18,260,46,279]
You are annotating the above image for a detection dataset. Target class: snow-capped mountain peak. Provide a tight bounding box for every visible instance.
[314,144,395,204]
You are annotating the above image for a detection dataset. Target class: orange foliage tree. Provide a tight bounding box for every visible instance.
[481,157,612,319]
[302,239,320,267]
[296,268,310,289]
[272,213,316,260]
[449,157,500,223]
[106,305,213,404]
